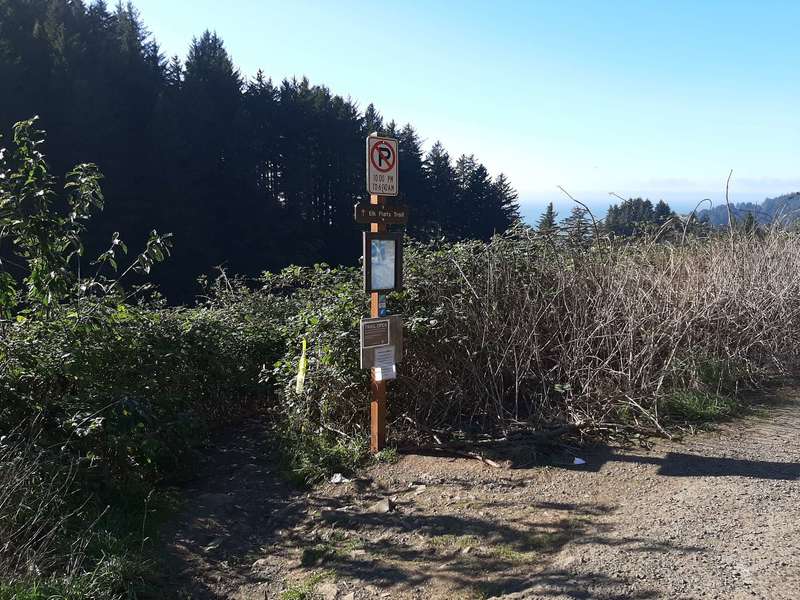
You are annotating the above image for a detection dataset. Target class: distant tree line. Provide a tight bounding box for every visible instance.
[697,192,800,228]
[535,197,715,245]
[0,0,519,300]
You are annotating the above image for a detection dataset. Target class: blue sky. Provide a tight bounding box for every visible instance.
[131,0,799,222]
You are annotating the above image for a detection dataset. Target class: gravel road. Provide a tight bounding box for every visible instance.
[166,387,800,600]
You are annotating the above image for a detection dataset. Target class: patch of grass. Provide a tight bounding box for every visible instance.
[0,580,73,600]
[661,390,741,423]
[339,537,364,553]
[488,544,533,562]
[522,521,582,552]
[275,425,368,487]
[432,520,585,565]
[280,571,333,600]
[0,558,153,600]
[372,447,399,464]
[429,534,481,550]
[695,357,741,393]
[300,544,336,567]
[300,535,364,567]
[484,531,571,563]
[429,527,577,563]
[0,433,175,600]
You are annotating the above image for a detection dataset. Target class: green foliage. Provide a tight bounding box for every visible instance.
[742,211,757,235]
[0,117,103,312]
[0,283,285,596]
[274,417,368,487]
[0,552,154,600]
[264,268,361,404]
[0,119,260,597]
[372,447,399,465]
[280,572,332,600]
[0,118,172,317]
[0,425,167,599]
[653,199,674,225]
[605,197,655,236]
[562,206,592,248]
[0,295,283,481]
[605,197,679,238]
[0,578,92,600]
[661,391,740,423]
[537,202,558,236]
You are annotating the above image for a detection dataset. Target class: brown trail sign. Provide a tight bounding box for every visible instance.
[354,203,409,225]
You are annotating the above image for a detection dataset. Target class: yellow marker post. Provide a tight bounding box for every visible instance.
[295,338,308,394]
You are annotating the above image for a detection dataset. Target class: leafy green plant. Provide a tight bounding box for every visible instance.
[0,119,182,598]
[0,117,172,318]
[660,391,740,423]
[372,447,399,464]
[280,571,333,600]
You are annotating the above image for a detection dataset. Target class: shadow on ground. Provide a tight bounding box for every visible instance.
[272,499,701,598]
[459,383,800,481]
[162,418,713,599]
[584,449,800,480]
[162,420,307,598]
[161,383,800,599]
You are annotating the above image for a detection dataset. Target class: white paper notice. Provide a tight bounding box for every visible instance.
[374,365,397,381]
[373,346,395,370]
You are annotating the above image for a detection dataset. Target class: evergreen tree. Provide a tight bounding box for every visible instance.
[396,124,430,238]
[178,31,243,273]
[537,202,558,236]
[491,173,520,231]
[454,154,498,240]
[653,200,674,225]
[605,197,655,237]
[363,103,384,135]
[563,206,592,248]
[423,141,458,238]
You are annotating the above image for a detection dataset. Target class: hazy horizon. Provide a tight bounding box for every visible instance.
[519,186,797,225]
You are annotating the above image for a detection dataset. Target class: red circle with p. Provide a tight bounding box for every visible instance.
[370,140,396,173]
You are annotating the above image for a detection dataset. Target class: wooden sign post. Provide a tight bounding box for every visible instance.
[360,133,402,453]
[369,192,387,452]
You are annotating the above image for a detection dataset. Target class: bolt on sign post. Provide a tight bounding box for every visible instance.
[358,133,404,453]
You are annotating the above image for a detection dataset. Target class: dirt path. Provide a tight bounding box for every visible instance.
[165,387,800,600]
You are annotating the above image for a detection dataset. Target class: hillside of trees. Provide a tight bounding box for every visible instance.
[0,0,519,301]
[697,191,800,228]
[535,197,691,243]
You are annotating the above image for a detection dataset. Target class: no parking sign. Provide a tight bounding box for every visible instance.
[366,135,398,196]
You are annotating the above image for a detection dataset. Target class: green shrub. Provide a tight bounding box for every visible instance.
[0,119,286,596]
[265,227,800,448]
[0,299,282,484]
[660,391,740,423]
